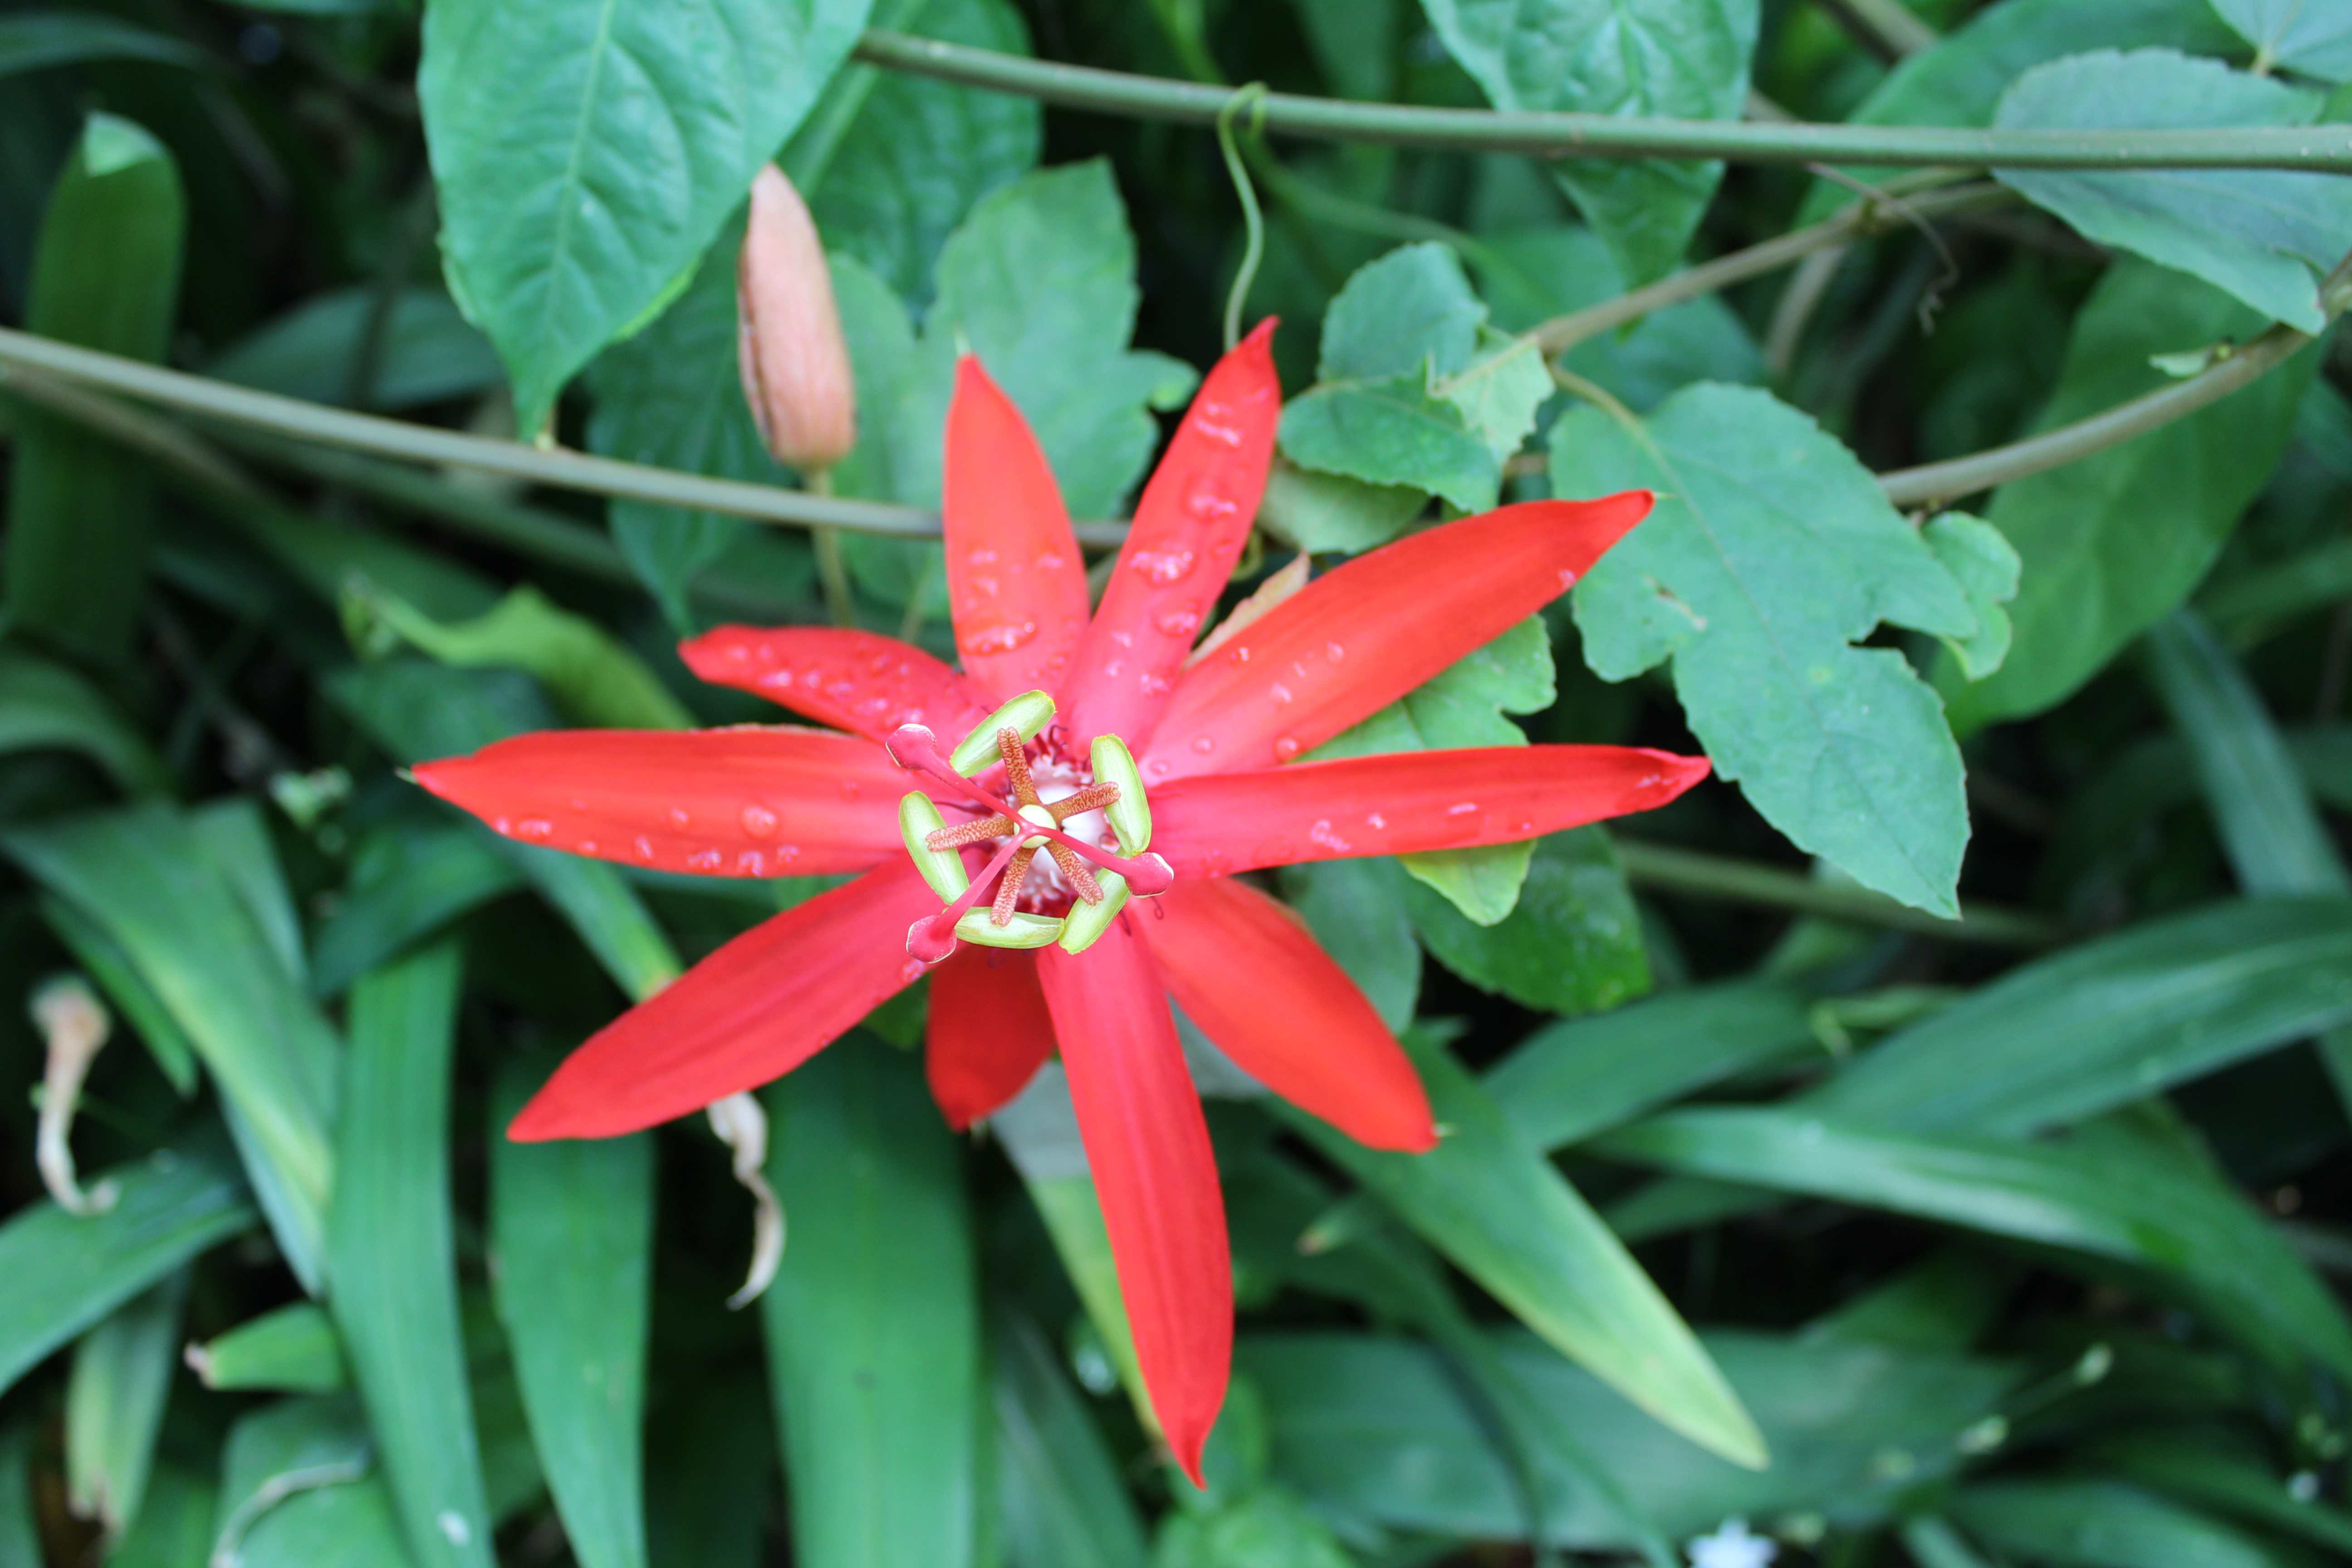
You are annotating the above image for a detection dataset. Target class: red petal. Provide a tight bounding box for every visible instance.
[925,946,1057,1129]
[943,357,1093,701]
[1058,321,1281,750]
[1152,745,1710,875]
[1035,920,1230,1484]
[412,726,907,878]
[1140,495,1653,781]
[680,626,994,745]
[509,861,935,1140]
[1142,877,1434,1153]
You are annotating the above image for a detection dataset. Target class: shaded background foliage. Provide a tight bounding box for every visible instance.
[3,0,2352,1564]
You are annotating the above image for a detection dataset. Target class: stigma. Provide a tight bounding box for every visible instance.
[887,692,1171,964]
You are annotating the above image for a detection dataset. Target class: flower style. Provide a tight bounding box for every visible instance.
[409,320,1710,1480]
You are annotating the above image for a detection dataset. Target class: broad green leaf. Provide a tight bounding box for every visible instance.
[329,662,686,1002]
[583,223,784,631]
[647,1381,775,1568]
[0,11,202,76]
[992,1312,1153,1568]
[4,807,340,1285]
[328,942,494,1568]
[417,0,873,433]
[1994,50,2352,332]
[1312,617,1553,922]
[790,0,1041,304]
[1279,859,1420,1031]
[1417,0,1759,284]
[0,1132,254,1397]
[1814,899,2352,1136]
[1243,1329,2020,1549]
[0,649,167,793]
[1155,1487,1358,1568]
[38,892,199,1095]
[1403,828,1650,1013]
[1597,1107,2352,1382]
[206,287,502,410]
[2202,535,2352,646]
[1315,242,1485,382]
[1796,0,2244,223]
[312,823,527,998]
[1921,513,2020,681]
[1255,460,1429,555]
[109,1464,214,1568]
[3,111,182,667]
[1943,261,2318,728]
[1483,979,1818,1150]
[762,1039,982,1568]
[190,798,308,984]
[490,1054,655,1568]
[1282,1038,1765,1469]
[1478,224,1768,413]
[1441,337,1552,466]
[2144,613,2349,897]
[350,582,693,730]
[0,1423,34,1568]
[64,1269,186,1539]
[214,1396,407,1568]
[1279,374,1499,513]
[1557,384,1977,915]
[190,1302,349,1394]
[2097,1432,2352,1554]
[2210,0,2352,83]
[1950,1479,2318,1568]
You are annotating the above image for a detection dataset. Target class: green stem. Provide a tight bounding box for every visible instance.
[1615,840,2063,948]
[850,29,2352,171]
[1812,0,1939,62]
[0,325,1128,548]
[804,467,856,627]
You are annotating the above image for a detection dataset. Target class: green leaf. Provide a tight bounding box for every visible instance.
[992,1312,1153,1568]
[3,111,182,667]
[1417,0,1759,284]
[64,1270,186,1539]
[1556,384,1976,915]
[0,1423,34,1568]
[1478,224,1767,413]
[1312,617,1555,921]
[1316,242,1485,382]
[1441,337,1552,466]
[1279,859,1420,1031]
[2210,0,2352,83]
[490,1054,655,1568]
[4,807,340,1286]
[1814,898,2352,1136]
[1242,1328,2020,1549]
[1282,1038,1765,1470]
[312,823,527,998]
[1155,1486,1360,1568]
[2097,1432,2352,1554]
[1942,260,2318,729]
[0,648,166,793]
[328,942,495,1568]
[189,1303,349,1394]
[1994,50,2352,332]
[647,1381,775,1568]
[0,1132,254,1398]
[1597,1107,2352,1382]
[790,0,1041,305]
[1950,1479,2318,1568]
[1921,512,2021,681]
[1795,0,2244,223]
[0,11,203,76]
[206,287,503,410]
[762,1039,982,1567]
[214,1396,408,1568]
[109,1464,215,1568]
[417,0,873,433]
[1404,828,1651,1014]
[1483,979,1818,1150]
[38,893,199,1095]
[1279,375,1499,513]
[1256,460,1429,556]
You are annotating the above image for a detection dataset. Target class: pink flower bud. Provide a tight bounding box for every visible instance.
[737,164,856,472]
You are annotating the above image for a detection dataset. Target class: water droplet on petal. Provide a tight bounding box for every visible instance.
[1448,802,1479,816]
[576,840,598,855]
[492,817,512,836]
[1139,673,1172,697]
[1269,682,1293,705]
[669,808,692,828]
[1273,736,1301,762]
[741,804,779,838]
[687,849,724,872]
[1326,642,1346,662]
[1146,758,1171,779]
[959,621,1038,657]
[1129,549,1197,586]
[1191,735,1215,754]
[737,851,766,875]
[1154,608,1201,638]
[635,837,657,861]
[1035,551,1066,570]
[1367,812,1387,830]
[516,818,554,842]
[1191,415,1244,447]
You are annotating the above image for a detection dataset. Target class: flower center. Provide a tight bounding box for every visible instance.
[886,692,1171,965]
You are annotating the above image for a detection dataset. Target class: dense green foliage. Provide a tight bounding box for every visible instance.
[4,0,2352,1564]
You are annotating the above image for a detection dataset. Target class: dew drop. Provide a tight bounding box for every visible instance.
[1036,551,1067,570]
[967,547,1000,567]
[1308,819,1351,853]
[687,849,724,872]
[516,818,554,842]
[492,817,512,836]
[1140,673,1172,697]
[959,620,1039,656]
[1191,735,1215,754]
[576,840,598,855]
[1325,642,1346,662]
[1367,812,1387,830]
[1273,736,1302,762]
[1146,758,1171,779]
[1129,548,1197,585]
[1185,480,1241,520]
[635,837,657,861]
[1154,608,1202,638]
[1447,802,1479,816]
[669,807,692,828]
[741,804,779,838]
[737,851,766,875]
[1192,415,1245,447]
[1269,682,1294,704]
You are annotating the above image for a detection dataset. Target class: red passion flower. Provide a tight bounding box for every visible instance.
[411,320,1709,1480]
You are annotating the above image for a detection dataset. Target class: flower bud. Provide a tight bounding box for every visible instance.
[737,163,856,472]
